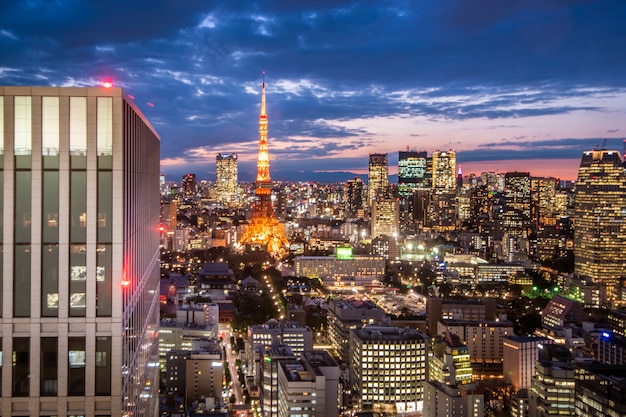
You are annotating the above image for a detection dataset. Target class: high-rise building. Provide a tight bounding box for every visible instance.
[431,150,456,192]
[349,326,429,414]
[502,172,532,241]
[239,75,289,256]
[431,151,457,232]
[182,173,197,197]
[367,153,388,203]
[398,150,428,233]
[398,150,428,196]
[371,186,399,238]
[345,176,364,218]
[0,86,160,416]
[216,153,238,204]
[573,149,626,303]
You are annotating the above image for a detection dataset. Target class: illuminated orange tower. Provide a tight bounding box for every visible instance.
[239,73,289,256]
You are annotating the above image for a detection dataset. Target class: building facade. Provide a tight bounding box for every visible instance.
[370,186,399,239]
[573,149,626,303]
[528,361,576,417]
[503,335,551,391]
[367,153,388,204]
[349,326,429,414]
[398,150,428,196]
[0,86,161,416]
[216,153,238,204]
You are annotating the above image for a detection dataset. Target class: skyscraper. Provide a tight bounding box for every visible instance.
[239,75,289,256]
[367,153,388,203]
[431,150,457,231]
[502,172,532,241]
[431,150,456,192]
[573,149,626,303]
[371,186,399,239]
[398,150,428,233]
[345,176,364,218]
[398,150,428,196]
[0,86,160,416]
[216,153,238,204]
[182,173,197,197]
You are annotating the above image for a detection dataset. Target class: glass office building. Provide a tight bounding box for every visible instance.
[0,86,161,416]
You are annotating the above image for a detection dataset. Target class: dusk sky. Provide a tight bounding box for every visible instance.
[1,0,625,182]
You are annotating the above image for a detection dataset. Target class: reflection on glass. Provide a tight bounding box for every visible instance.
[14,96,31,156]
[70,266,86,281]
[68,337,85,396]
[69,244,86,316]
[96,266,105,282]
[46,293,59,309]
[97,244,112,316]
[68,350,86,367]
[42,96,60,156]
[70,293,86,308]
[41,243,59,316]
[69,97,87,155]
[97,97,113,155]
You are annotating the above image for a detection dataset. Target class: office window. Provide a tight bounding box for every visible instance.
[42,96,60,168]
[96,244,112,316]
[69,96,87,167]
[97,97,113,169]
[41,337,58,396]
[70,170,87,242]
[14,244,31,317]
[69,244,86,316]
[12,337,30,397]
[68,337,86,396]
[98,171,112,242]
[14,96,32,169]
[42,244,59,316]
[95,336,112,395]
[43,170,59,242]
[15,171,31,243]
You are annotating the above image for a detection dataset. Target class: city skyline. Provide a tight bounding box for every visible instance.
[1,1,625,181]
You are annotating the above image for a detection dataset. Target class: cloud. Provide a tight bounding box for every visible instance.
[1,0,625,182]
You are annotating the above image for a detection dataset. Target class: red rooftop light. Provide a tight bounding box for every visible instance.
[102,80,113,89]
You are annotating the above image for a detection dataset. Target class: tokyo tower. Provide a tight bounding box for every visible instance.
[239,73,289,257]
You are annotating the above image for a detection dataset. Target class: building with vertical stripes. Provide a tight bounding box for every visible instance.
[0,86,161,416]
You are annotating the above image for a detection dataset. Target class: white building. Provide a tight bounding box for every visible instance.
[0,86,160,416]
[349,326,429,414]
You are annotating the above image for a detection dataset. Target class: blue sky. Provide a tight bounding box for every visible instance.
[1,0,625,181]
